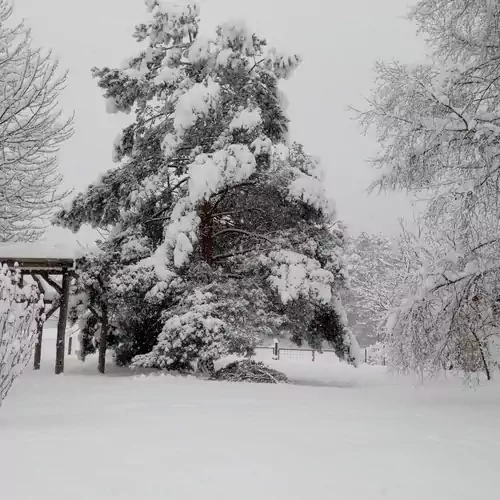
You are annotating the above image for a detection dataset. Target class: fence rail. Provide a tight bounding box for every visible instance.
[254,340,385,365]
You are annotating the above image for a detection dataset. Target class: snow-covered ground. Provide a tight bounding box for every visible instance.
[1,330,500,500]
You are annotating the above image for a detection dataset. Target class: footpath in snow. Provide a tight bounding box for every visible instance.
[1,331,499,500]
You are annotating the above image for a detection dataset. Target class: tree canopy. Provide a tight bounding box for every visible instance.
[0,0,72,241]
[355,0,500,379]
[57,1,359,371]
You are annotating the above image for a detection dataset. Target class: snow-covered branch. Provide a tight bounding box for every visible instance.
[0,0,73,241]
[0,263,44,405]
[355,0,500,379]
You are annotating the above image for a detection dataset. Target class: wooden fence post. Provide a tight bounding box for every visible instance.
[273,338,279,360]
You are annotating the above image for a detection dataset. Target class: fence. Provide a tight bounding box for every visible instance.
[254,339,386,365]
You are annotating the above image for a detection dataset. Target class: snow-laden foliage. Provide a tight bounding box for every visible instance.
[355,0,500,380]
[67,242,173,367]
[384,225,500,380]
[344,232,408,345]
[57,1,358,371]
[364,341,387,366]
[131,269,263,370]
[0,0,72,242]
[0,263,44,405]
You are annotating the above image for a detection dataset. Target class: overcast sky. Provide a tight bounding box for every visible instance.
[14,0,426,247]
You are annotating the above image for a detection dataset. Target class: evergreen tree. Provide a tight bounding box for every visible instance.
[56,1,359,371]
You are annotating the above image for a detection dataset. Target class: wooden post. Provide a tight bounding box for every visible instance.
[33,319,43,370]
[312,350,315,362]
[67,336,73,355]
[32,274,44,370]
[55,269,71,375]
[98,303,108,374]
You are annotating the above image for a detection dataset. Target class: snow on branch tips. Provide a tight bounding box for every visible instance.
[265,250,336,305]
[288,173,336,220]
[353,0,500,379]
[162,77,221,159]
[188,146,257,203]
[229,107,262,131]
[0,0,73,242]
[173,77,220,133]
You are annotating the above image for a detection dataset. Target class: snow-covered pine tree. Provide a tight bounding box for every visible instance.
[56,1,359,371]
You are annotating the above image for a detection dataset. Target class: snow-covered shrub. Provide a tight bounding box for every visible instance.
[107,261,183,366]
[0,263,44,405]
[131,268,266,371]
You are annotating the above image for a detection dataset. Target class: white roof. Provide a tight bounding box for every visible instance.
[0,242,78,261]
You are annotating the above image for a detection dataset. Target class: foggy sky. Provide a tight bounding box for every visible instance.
[14,0,426,247]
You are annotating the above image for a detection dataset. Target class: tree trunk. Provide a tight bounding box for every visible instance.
[471,330,491,381]
[200,200,214,266]
[98,303,108,374]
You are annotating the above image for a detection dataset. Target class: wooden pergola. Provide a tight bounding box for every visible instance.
[0,244,76,375]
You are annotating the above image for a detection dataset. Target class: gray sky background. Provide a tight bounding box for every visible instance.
[14,0,426,247]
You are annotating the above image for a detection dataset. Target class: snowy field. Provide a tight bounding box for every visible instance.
[1,331,500,500]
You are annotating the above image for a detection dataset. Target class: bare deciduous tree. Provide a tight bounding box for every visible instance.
[354,0,500,380]
[0,0,73,241]
[384,223,500,380]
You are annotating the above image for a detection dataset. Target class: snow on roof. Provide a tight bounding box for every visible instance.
[0,242,78,262]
